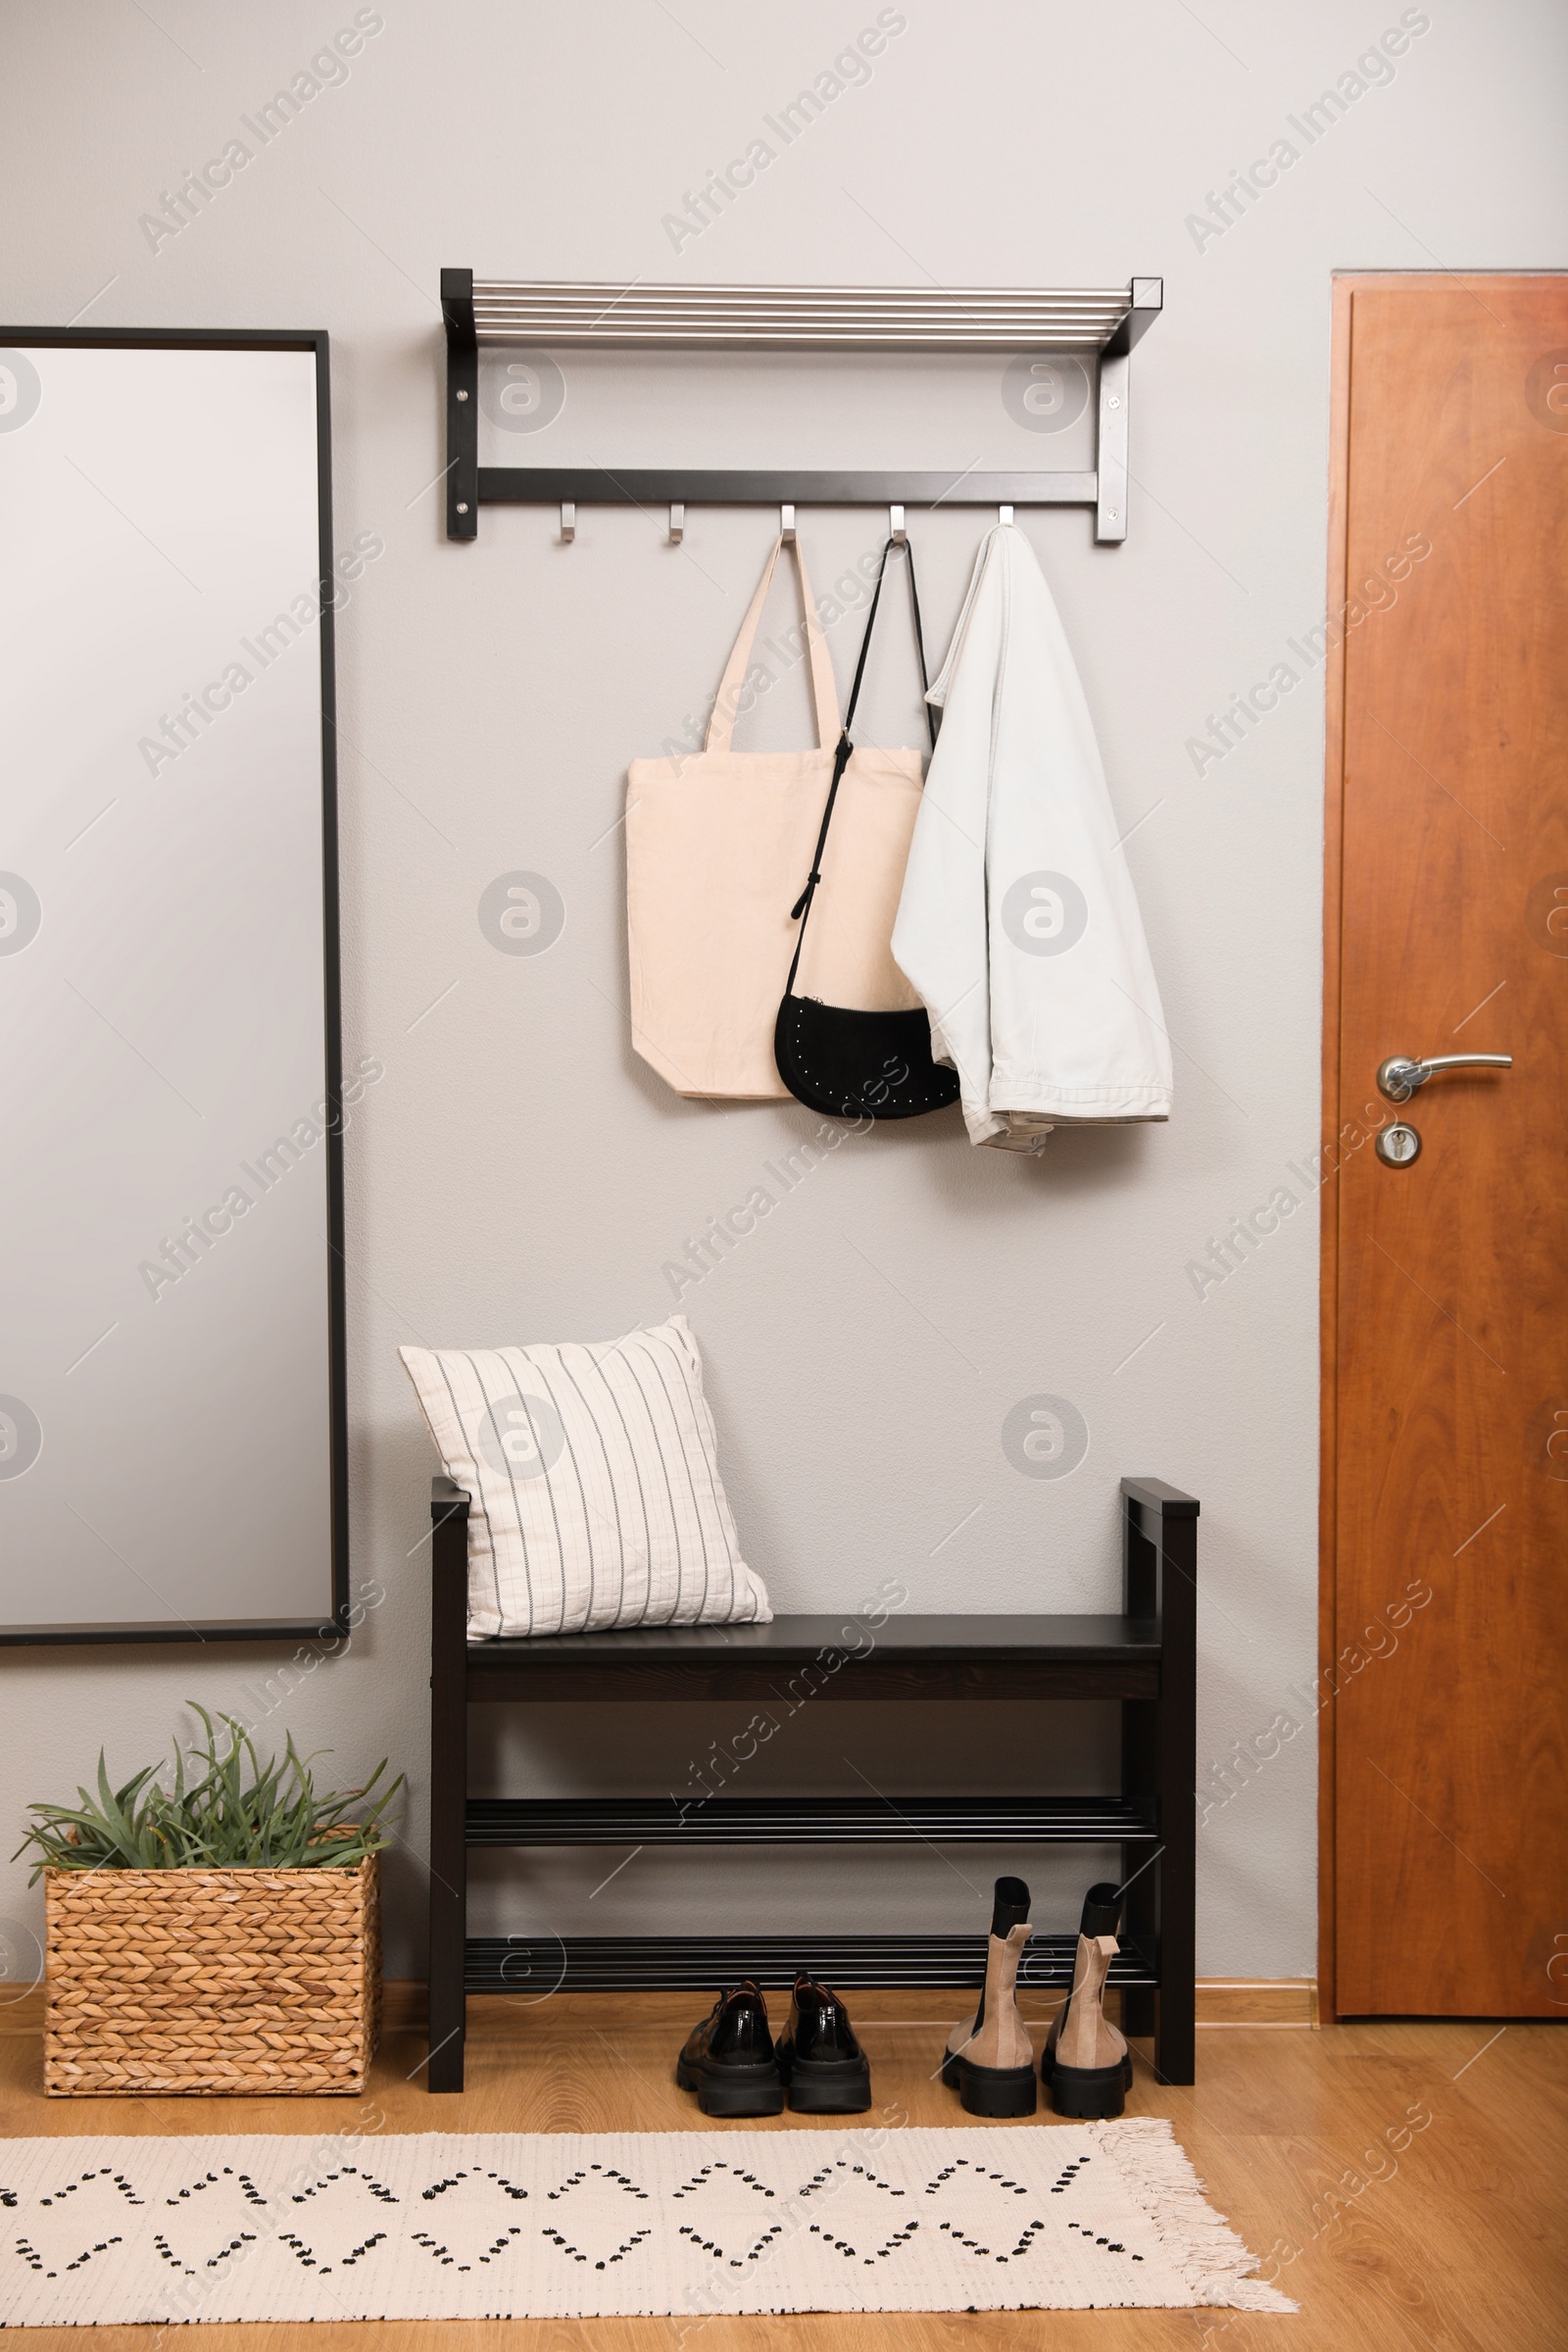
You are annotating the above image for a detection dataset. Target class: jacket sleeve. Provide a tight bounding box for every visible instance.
[984,528,1173,1127]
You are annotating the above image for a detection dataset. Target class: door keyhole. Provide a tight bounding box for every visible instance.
[1376,1122,1421,1167]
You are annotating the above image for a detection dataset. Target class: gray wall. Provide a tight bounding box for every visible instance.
[3,0,1563,1986]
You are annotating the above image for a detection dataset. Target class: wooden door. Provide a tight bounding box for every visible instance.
[1324,274,1568,2017]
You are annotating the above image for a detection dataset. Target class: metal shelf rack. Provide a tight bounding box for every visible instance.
[438,270,1162,546]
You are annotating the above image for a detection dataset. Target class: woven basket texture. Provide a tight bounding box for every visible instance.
[43,1855,380,2096]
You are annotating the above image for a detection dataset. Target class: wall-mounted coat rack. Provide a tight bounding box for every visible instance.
[439,271,1161,548]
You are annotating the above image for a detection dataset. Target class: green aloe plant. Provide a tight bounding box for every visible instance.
[14,1706,402,1882]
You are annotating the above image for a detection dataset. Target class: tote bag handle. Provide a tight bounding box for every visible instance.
[705,534,841,754]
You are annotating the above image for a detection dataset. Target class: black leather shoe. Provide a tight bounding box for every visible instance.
[675,1981,784,2117]
[775,1973,872,2113]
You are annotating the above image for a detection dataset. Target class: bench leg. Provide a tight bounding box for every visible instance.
[1153,1509,1197,2085]
[428,1839,466,2092]
[1152,1861,1195,2085]
[428,1492,468,2091]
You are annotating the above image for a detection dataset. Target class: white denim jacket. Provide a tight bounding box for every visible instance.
[892,525,1173,1151]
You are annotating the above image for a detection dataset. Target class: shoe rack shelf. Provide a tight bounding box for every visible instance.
[462,1936,1157,1995]
[466,1795,1161,1845]
[426,1475,1197,2090]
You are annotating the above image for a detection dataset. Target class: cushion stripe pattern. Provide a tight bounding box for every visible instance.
[400,1316,770,1640]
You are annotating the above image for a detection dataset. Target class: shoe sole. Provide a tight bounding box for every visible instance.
[1042,2047,1134,2091]
[675,2057,784,2118]
[943,2053,1038,2118]
[1051,2060,1128,2119]
[777,2056,872,2114]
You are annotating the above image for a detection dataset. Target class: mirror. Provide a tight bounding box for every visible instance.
[0,332,348,1640]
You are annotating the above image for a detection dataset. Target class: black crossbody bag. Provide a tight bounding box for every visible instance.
[773,536,959,1122]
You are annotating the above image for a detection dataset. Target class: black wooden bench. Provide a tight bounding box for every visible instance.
[427,1473,1198,2090]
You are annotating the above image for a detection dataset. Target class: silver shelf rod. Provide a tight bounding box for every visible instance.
[473,289,1130,311]
[470,303,1130,321]
[473,282,1132,302]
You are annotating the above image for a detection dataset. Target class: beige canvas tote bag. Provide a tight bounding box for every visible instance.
[626,534,924,1101]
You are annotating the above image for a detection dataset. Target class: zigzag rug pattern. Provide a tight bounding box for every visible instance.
[0,2121,1295,2324]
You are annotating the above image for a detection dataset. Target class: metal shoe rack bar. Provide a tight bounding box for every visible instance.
[465,1794,1162,1845]
[438,270,1162,546]
[426,1475,1198,2091]
[463,1936,1158,1997]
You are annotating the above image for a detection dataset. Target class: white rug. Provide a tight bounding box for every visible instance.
[0,2125,1296,2325]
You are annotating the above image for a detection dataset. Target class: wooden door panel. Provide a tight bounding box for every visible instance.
[1332,278,1568,2016]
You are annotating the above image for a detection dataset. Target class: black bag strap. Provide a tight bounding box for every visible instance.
[785,535,933,994]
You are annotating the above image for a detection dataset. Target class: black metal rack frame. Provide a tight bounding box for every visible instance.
[438,271,1162,546]
[426,1473,1197,2090]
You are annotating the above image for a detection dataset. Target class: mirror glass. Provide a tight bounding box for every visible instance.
[0,336,344,1638]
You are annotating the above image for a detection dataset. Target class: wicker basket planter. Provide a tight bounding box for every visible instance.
[43,1855,380,2096]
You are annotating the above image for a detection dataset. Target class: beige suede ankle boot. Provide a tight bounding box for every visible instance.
[942,1875,1038,2117]
[1044,1882,1132,2119]
[1042,1881,1132,2109]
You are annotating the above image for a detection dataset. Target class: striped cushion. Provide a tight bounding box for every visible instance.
[399,1317,770,1640]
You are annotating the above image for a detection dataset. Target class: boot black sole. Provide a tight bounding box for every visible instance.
[1051,2059,1127,2119]
[943,2053,1038,2118]
[777,2054,872,2114]
[675,2056,785,2117]
[1042,2045,1133,2091]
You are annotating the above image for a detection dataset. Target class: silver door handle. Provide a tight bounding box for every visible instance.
[1377,1052,1513,1103]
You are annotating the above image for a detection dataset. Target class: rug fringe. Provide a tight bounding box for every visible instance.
[1088,2119,1298,2312]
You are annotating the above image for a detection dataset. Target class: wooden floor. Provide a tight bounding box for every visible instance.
[2,1989,1563,2348]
